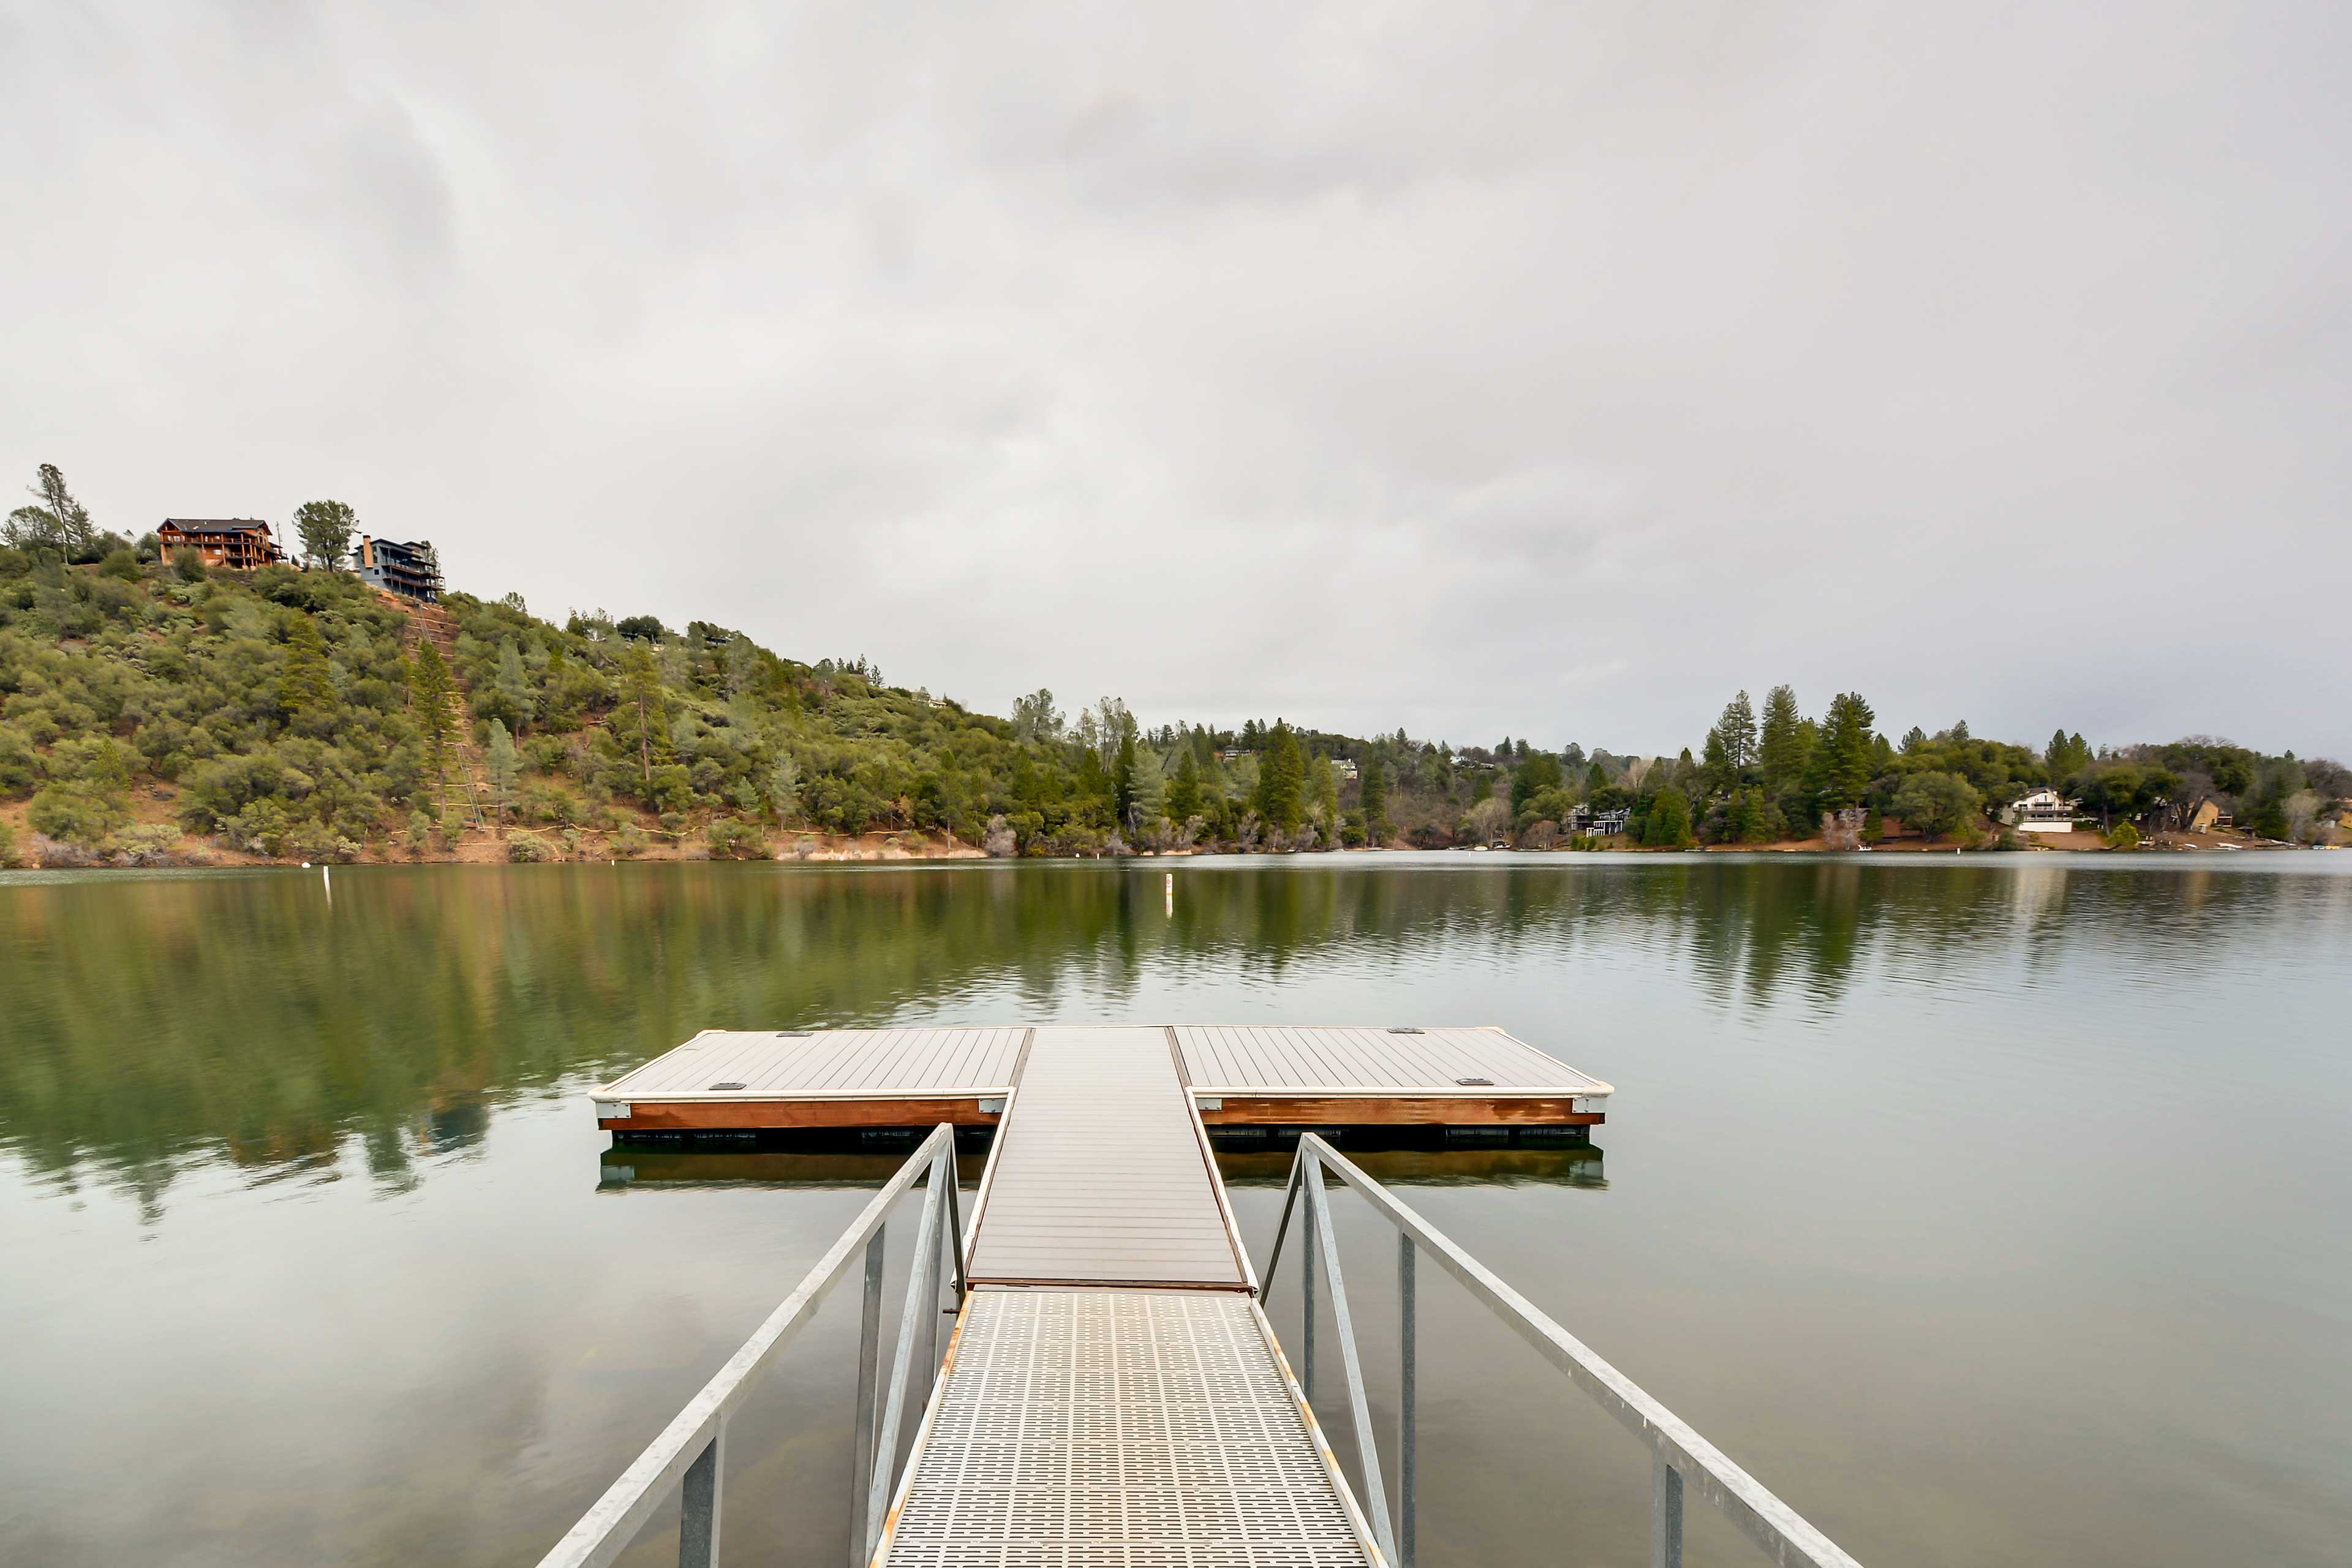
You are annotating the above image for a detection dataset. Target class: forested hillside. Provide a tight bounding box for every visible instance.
[1,472,2342,867]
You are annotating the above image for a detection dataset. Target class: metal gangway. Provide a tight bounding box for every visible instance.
[537,1121,1863,1567]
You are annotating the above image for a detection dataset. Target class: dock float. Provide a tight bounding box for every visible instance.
[551,1027,1863,1568]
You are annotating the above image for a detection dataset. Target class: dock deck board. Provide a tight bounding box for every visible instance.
[597,1027,1027,1100]
[1172,1023,1607,1095]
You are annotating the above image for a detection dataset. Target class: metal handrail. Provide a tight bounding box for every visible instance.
[539,1124,965,1568]
[1264,1133,1864,1568]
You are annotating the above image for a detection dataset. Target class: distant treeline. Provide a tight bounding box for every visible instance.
[2,462,2344,864]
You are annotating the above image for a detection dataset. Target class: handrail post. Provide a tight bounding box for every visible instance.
[1399,1232,1417,1568]
[1301,1159,1317,1400]
[677,1423,723,1568]
[1261,1142,1308,1303]
[1652,1452,1684,1568]
[1305,1157,1397,1564]
[847,1228,886,1567]
[919,1174,943,1394]
[864,1155,944,1560]
[939,1141,967,1303]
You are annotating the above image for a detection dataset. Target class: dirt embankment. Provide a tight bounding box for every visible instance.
[0,788,992,870]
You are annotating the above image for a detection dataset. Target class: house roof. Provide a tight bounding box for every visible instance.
[161,518,271,533]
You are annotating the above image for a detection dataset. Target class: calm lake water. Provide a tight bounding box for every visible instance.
[2,854,2348,1567]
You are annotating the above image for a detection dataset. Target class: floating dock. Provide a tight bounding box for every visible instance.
[590,1023,1611,1136]
[586,1024,1610,1565]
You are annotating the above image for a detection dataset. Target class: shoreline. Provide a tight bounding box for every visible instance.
[0,824,2311,872]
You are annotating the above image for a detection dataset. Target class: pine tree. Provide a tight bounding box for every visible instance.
[410,642,458,812]
[1167,749,1203,823]
[1254,723,1305,832]
[619,644,669,785]
[1701,727,1732,794]
[1716,690,1757,774]
[1359,755,1388,844]
[1113,723,1139,829]
[496,638,535,729]
[1646,786,1694,848]
[276,614,336,720]
[767,752,802,824]
[1814,692,1879,809]
[1309,755,1340,832]
[1758,685,1809,793]
[484,718,518,816]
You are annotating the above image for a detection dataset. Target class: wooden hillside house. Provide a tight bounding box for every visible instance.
[157,519,284,571]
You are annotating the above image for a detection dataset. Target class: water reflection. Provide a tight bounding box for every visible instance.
[6,856,2350,1568]
[1,856,2340,1218]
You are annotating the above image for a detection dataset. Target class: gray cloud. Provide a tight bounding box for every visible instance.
[4,1,2347,756]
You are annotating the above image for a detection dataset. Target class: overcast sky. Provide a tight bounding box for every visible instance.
[5,2,2347,758]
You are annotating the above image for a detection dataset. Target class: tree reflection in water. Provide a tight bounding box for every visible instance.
[0,856,2320,1218]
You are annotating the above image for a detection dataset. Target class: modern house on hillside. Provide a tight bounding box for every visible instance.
[157,519,284,571]
[352,535,443,602]
[2001,788,2081,834]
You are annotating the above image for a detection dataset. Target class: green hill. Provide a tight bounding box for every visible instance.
[2,527,2340,868]
[0,545,1165,866]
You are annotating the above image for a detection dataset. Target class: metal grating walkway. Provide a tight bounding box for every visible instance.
[879,1290,1377,1567]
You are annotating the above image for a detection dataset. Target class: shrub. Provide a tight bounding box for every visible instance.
[0,817,17,867]
[223,798,298,857]
[0,729,37,797]
[2105,822,2141,850]
[111,824,180,865]
[98,549,143,582]
[172,548,208,582]
[1890,771,1982,842]
[26,783,126,849]
[706,816,769,859]
[507,832,554,862]
[288,820,362,862]
[611,823,649,858]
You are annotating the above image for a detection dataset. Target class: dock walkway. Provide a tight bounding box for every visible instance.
[965,1026,1246,1289]
[881,1027,1372,1564]
[585,1023,1615,1567]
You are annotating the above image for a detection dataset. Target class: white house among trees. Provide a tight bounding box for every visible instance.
[2002,788,2080,833]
